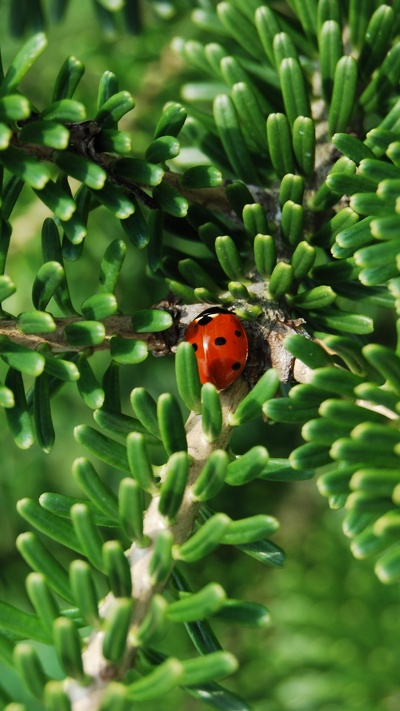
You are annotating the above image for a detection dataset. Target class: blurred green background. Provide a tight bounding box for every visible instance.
[0,2,399,709]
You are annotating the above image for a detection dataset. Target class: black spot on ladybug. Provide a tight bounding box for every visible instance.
[214,336,226,346]
[191,343,198,352]
[235,330,242,337]
[232,362,241,371]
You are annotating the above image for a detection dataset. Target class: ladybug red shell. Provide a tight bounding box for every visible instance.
[185,306,248,390]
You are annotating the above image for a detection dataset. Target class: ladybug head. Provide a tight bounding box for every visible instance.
[195,306,232,326]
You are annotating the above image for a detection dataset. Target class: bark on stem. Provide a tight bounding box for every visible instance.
[0,315,173,355]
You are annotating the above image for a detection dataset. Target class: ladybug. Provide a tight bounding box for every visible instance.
[185,306,248,390]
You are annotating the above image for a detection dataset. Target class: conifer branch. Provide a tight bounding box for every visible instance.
[11,123,278,217]
[0,300,313,383]
[65,378,248,710]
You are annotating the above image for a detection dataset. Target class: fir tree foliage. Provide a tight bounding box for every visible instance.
[0,0,400,709]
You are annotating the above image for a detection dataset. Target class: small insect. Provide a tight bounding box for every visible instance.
[185,306,248,390]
